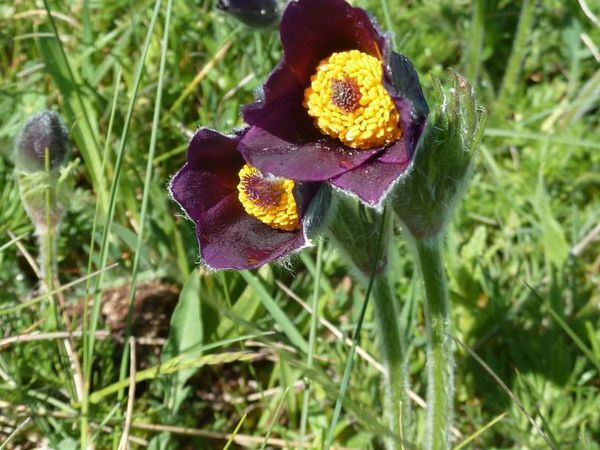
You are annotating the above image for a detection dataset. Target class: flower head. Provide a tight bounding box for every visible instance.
[217,0,281,28]
[169,128,321,270]
[14,110,70,172]
[13,111,73,230]
[239,0,428,207]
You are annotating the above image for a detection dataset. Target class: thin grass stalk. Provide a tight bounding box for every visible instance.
[79,68,122,446]
[80,1,163,448]
[412,236,452,450]
[116,0,174,403]
[497,0,536,103]
[79,68,121,450]
[379,0,396,47]
[464,0,484,83]
[299,239,324,447]
[41,0,106,212]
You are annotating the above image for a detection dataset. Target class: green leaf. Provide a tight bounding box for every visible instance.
[534,183,569,268]
[161,270,203,412]
[36,21,108,214]
[240,270,308,353]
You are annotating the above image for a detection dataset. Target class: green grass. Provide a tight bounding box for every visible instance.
[1,0,599,449]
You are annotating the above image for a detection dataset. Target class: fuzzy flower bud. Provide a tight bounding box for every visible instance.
[216,0,281,28]
[325,193,391,280]
[392,72,487,238]
[14,111,70,173]
[14,111,73,231]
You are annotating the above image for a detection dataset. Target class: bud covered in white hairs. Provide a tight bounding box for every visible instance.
[392,72,487,238]
[14,111,70,173]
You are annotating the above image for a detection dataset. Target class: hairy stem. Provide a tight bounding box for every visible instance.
[372,276,407,450]
[413,236,453,450]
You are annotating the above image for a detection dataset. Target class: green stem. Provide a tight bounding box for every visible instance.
[372,276,407,450]
[413,236,453,450]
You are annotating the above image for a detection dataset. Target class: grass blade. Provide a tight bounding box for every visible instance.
[240,270,308,353]
[299,240,323,445]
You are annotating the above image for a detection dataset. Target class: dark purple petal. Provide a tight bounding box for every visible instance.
[238,0,428,206]
[170,164,234,223]
[239,125,380,181]
[197,193,306,270]
[186,128,245,189]
[381,50,429,160]
[331,160,411,207]
[280,0,385,85]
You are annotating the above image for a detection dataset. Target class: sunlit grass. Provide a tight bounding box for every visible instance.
[0,0,599,448]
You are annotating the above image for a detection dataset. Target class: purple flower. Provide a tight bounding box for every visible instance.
[169,128,319,270]
[239,0,428,207]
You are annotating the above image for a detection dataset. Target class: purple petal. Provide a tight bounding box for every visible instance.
[331,160,411,207]
[377,129,412,165]
[186,128,245,189]
[239,125,380,181]
[170,164,235,223]
[198,193,306,270]
[170,127,316,270]
[171,129,245,221]
[381,50,429,159]
[280,0,386,85]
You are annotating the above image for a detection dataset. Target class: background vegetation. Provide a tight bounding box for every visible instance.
[0,0,599,448]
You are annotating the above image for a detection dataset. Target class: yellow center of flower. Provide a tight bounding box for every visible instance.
[237,164,300,232]
[303,50,403,150]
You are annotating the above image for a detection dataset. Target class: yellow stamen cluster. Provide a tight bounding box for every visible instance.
[304,50,402,149]
[237,164,300,232]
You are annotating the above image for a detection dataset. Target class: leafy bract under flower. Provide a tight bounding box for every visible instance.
[240,0,428,207]
[170,129,317,270]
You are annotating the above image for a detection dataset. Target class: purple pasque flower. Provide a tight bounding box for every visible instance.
[239,0,428,207]
[169,128,319,270]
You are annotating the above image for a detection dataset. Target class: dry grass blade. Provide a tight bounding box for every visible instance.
[452,412,508,450]
[0,263,119,315]
[7,230,40,279]
[570,222,600,257]
[13,9,81,28]
[0,232,28,254]
[166,40,233,116]
[131,422,357,449]
[118,337,137,450]
[0,417,32,450]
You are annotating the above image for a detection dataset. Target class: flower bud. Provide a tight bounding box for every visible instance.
[326,193,391,280]
[14,111,70,173]
[14,111,72,231]
[392,72,487,238]
[216,0,281,28]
